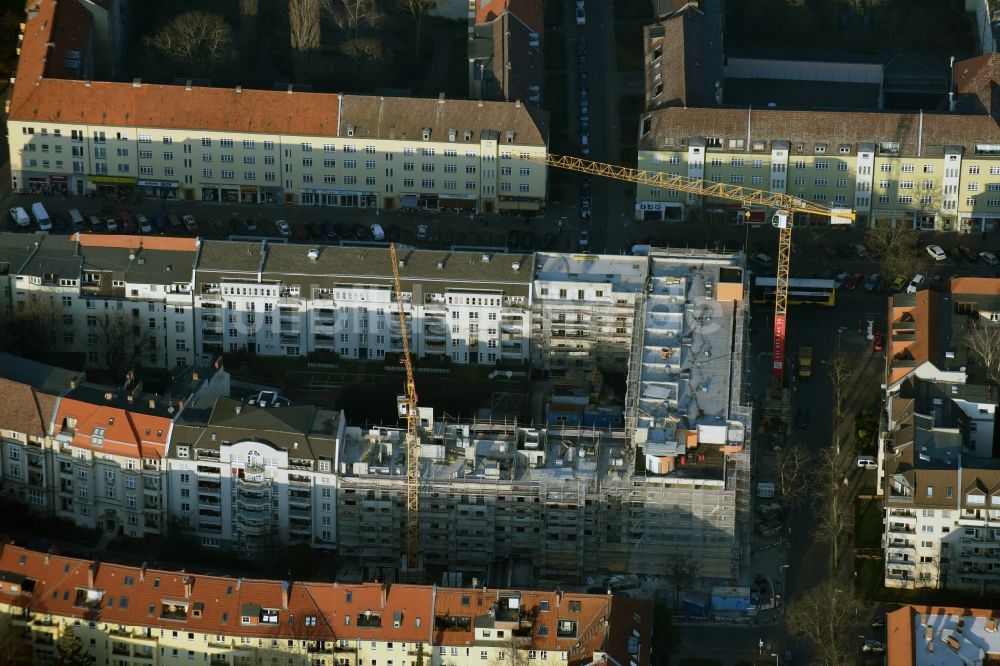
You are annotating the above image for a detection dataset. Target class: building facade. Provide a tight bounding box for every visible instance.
[9,1,548,213]
[880,278,1000,593]
[0,544,651,666]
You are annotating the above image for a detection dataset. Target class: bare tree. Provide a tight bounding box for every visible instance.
[864,222,925,281]
[94,312,155,379]
[326,0,382,37]
[0,615,33,666]
[811,447,852,575]
[289,0,322,79]
[5,297,65,360]
[663,555,701,609]
[238,0,260,42]
[775,441,811,507]
[340,36,386,74]
[787,581,864,666]
[145,12,235,71]
[491,633,530,666]
[828,352,850,420]
[964,319,1000,385]
[396,0,436,57]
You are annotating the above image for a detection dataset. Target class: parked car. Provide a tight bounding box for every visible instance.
[51,211,70,232]
[926,244,947,261]
[88,214,103,231]
[575,5,585,24]
[890,275,907,292]
[756,502,783,521]
[275,219,292,237]
[861,640,885,653]
[352,223,367,240]
[863,273,881,291]
[580,199,592,220]
[959,244,978,261]
[182,214,198,232]
[906,273,925,294]
[369,223,386,241]
[795,404,809,428]
[578,230,589,250]
[416,224,429,240]
[750,252,773,267]
[244,218,258,232]
[9,206,30,228]
[120,209,135,234]
[507,229,520,249]
[844,273,864,291]
[873,332,885,353]
[137,214,152,234]
[154,214,167,231]
[105,216,118,232]
[853,243,868,258]
[755,519,782,538]
[322,222,338,241]
[833,271,849,288]
[979,251,999,266]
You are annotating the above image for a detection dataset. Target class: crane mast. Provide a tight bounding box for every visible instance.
[389,243,420,571]
[530,153,855,389]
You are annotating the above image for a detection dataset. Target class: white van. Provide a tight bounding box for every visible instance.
[906,274,925,294]
[9,207,30,228]
[68,209,85,230]
[31,202,51,231]
[370,223,386,241]
[857,456,877,470]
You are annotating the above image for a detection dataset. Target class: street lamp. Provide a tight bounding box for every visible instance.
[770,653,780,665]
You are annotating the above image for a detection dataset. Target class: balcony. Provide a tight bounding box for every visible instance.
[112,641,130,656]
[288,474,311,486]
[887,523,915,535]
[280,334,300,345]
[202,331,222,342]
[197,481,221,494]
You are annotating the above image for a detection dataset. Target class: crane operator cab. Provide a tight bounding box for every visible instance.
[771,210,791,229]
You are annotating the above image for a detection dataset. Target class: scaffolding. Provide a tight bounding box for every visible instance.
[728,284,754,581]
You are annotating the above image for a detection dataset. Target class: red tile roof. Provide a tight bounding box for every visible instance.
[73,233,198,252]
[45,0,92,80]
[0,543,649,663]
[476,0,543,35]
[0,377,57,438]
[52,397,172,459]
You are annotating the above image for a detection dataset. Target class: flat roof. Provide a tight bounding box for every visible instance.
[533,253,648,290]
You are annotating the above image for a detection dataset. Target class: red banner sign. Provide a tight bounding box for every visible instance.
[772,313,786,378]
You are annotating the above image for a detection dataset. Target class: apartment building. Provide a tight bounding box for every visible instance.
[0,357,230,536]
[885,605,1000,665]
[334,251,751,584]
[637,28,1000,231]
[3,233,199,370]
[467,0,544,107]
[531,254,648,388]
[8,0,548,214]
[192,242,533,366]
[0,543,652,666]
[166,393,345,553]
[880,278,1000,592]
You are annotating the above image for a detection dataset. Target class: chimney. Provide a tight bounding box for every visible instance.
[69,378,77,390]
[140,562,147,583]
[148,398,156,410]
[185,80,192,91]
[88,560,99,588]
[235,85,242,94]
[555,587,563,607]
[381,582,388,608]
[132,78,141,88]
[949,92,955,112]
[44,549,52,564]
[287,84,294,95]
[184,575,194,599]
[236,577,243,591]
[515,99,521,108]
[192,370,200,381]
[127,393,134,403]
[281,581,290,610]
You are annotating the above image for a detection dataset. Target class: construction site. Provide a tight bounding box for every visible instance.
[334,248,755,589]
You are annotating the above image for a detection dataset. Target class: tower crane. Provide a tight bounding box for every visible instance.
[530,153,856,388]
[389,243,421,571]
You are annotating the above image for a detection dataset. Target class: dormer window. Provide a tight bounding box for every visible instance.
[448,129,457,142]
[505,131,515,143]
[91,427,106,447]
[347,124,356,137]
[422,128,431,141]
[814,143,827,154]
[464,130,473,141]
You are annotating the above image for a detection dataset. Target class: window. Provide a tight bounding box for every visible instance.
[880,164,892,172]
[969,165,981,174]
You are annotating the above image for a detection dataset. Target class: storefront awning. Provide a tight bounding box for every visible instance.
[89,175,136,185]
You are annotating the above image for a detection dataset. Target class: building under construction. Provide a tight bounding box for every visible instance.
[335,249,753,587]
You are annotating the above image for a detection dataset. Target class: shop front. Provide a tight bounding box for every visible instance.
[301,188,377,208]
[89,174,137,196]
[48,174,69,195]
[916,213,937,230]
[871,210,916,229]
[137,179,179,200]
[497,196,543,213]
[959,213,1000,233]
[240,185,258,204]
[635,200,683,221]
[200,184,240,202]
[260,186,281,204]
[399,194,419,210]
[440,194,478,213]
